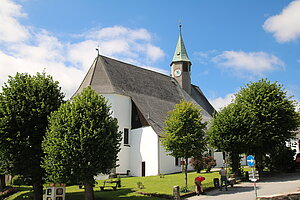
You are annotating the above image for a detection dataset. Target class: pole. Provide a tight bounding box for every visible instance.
[173,185,180,200]
[254,181,257,197]
[251,167,257,197]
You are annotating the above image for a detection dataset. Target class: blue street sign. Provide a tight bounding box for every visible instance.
[247,155,255,167]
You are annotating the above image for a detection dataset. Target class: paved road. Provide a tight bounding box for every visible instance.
[184,172,300,200]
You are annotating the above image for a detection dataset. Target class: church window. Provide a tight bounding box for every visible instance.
[124,128,129,145]
[131,101,149,129]
[175,157,180,166]
[182,62,189,72]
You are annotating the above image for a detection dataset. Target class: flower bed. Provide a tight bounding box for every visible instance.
[0,187,17,200]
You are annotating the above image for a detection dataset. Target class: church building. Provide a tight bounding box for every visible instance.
[73,26,216,177]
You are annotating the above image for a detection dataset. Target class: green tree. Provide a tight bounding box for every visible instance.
[235,79,299,173]
[42,87,122,200]
[207,103,245,176]
[0,152,6,190]
[161,100,207,190]
[208,79,300,175]
[0,72,64,200]
[264,144,296,172]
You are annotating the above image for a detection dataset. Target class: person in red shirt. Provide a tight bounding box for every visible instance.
[195,176,205,195]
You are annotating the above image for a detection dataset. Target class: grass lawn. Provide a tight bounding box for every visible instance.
[7,167,251,200]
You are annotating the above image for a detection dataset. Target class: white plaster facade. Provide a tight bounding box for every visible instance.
[286,138,300,155]
[97,93,197,177]
[214,152,247,168]
[130,127,159,176]
[102,94,132,174]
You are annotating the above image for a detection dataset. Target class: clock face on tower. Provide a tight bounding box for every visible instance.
[174,69,181,77]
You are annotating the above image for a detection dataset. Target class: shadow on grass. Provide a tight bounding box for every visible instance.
[66,188,168,200]
[7,187,167,200]
[6,190,34,200]
[13,185,32,191]
[7,187,47,200]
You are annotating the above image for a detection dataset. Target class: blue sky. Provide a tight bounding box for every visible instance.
[0,0,299,110]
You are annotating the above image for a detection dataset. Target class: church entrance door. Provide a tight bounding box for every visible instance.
[141,162,145,177]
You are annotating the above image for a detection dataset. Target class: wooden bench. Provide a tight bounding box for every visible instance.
[227,177,241,187]
[227,178,236,187]
[100,180,120,191]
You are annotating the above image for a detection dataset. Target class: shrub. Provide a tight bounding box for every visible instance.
[136,182,144,189]
[190,156,216,173]
[265,145,296,172]
[203,156,216,172]
[189,158,204,173]
[0,186,16,199]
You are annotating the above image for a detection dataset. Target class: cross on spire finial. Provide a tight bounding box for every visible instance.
[96,45,100,56]
[179,20,182,33]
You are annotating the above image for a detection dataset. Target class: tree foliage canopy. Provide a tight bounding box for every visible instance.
[42,87,122,189]
[161,100,207,189]
[234,79,299,154]
[208,79,300,173]
[162,100,207,158]
[0,72,64,200]
[207,103,246,153]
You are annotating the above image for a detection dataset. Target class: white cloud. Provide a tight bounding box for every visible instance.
[0,0,166,98]
[68,40,102,70]
[67,26,165,69]
[209,93,235,111]
[213,51,284,75]
[194,50,218,65]
[0,0,29,43]
[145,44,165,62]
[263,0,300,43]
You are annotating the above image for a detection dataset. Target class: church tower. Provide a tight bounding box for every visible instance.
[170,25,192,94]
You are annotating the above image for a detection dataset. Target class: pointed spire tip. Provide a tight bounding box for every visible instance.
[179,22,182,33]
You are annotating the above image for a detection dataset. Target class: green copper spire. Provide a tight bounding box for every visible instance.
[171,25,191,64]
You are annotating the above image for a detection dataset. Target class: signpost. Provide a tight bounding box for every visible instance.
[247,155,255,167]
[247,155,258,197]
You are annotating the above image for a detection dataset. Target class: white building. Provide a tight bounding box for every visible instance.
[73,27,216,177]
[287,128,300,156]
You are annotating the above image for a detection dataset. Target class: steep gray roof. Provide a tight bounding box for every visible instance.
[74,55,216,136]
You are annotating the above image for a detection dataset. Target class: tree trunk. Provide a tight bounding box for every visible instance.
[84,182,95,200]
[184,158,188,189]
[32,176,43,200]
[255,153,263,176]
[230,152,241,176]
[0,174,5,190]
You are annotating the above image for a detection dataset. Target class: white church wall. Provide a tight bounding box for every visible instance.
[214,152,224,168]
[102,94,132,174]
[240,154,247,166]
[130,126,159,176]
[159,142,180,174]
[214,152,247,168]
[286,139,300,155]
[158,140,194,174]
